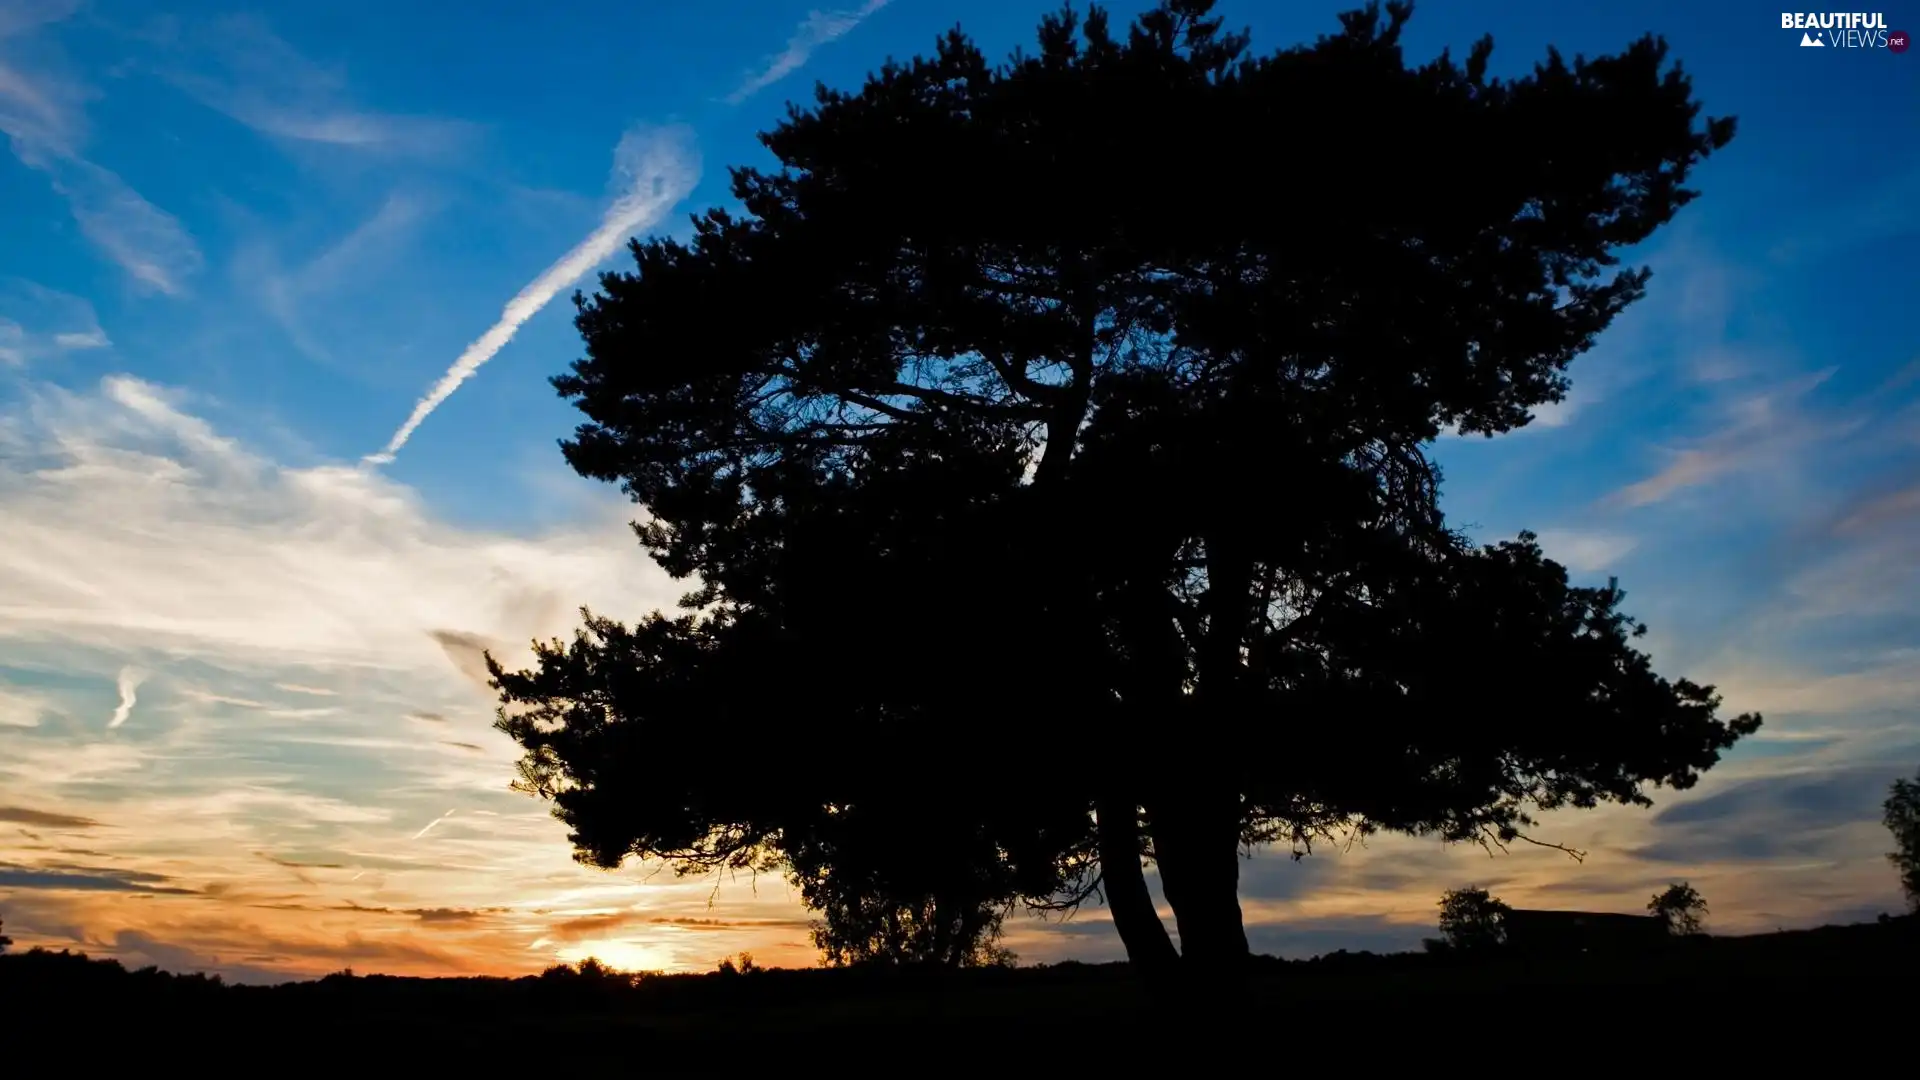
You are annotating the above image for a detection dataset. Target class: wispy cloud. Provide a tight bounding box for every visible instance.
[0,0,79,39]
[1707,655,1920,720]
[725,0,893,105]
[51,329,107,349]
[275,683,336,697]
[0,1,85,147]
[0,374,677,676]
[157,14,476,157]
[338,901,493,923]
[1833,484,1920,538]
[0,56,76,149]
[242,192,431,366]
[367,124,700,464]
[96,925,462,983]
[0,861,195,893]
[0,680,56,727]
[546,909,812,941]
[1766,479,1920,629]
[1768,163,1920,268]
[300,194,428,284]
[42,156,203,295]
[1532,529,1637,574]
[106,665,145,729]
[0,804,100,829]
[0,8,203,293]
[0,278,109,368]
[1609,367,1855,507]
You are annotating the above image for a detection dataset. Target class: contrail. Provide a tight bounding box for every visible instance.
[365,125,700,465]
[411,808,456,840]
[724,0,893,105]
[107,666,146,729]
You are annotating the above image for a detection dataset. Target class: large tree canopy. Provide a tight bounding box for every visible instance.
[492,0,1757,977]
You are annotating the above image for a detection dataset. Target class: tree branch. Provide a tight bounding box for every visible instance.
[834,390,920,422]
[979,347,1066,405]
[1510,831,1588,863]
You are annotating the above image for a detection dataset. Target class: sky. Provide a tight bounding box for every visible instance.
[0,0,1914,982]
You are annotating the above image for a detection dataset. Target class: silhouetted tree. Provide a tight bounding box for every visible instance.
[716,952,761,974]
[495,0,1755,982]
[805,891,1018,969]
[1437,887,1510,950]
[792,848,1019,969]
[573,957,623,982]
[0,917,11,953]
[1887,770,1920,913]
[1649,882,1708,936]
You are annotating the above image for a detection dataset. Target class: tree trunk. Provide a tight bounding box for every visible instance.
[1151,531,1256,980]
[1095,796,1179,976]
[1150,791,1250,977]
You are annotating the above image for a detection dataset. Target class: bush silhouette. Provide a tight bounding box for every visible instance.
[1649,882,1709,936]
[1438,887,1511,951]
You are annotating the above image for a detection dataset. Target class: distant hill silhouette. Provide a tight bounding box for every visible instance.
[1503,909,1670,954]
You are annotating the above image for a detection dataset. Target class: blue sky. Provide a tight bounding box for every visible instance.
[1,0,1915,980]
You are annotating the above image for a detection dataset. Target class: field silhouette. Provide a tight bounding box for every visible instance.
[4,915,1911,1061]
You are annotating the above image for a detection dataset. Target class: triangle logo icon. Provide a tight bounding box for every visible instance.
[1800,31,1825,46]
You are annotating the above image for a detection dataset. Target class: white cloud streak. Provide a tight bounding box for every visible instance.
[0,279,109,366]
[1610,367,1854,507]
[240,192,430,367]
[366,124,699,464]
[0,374,679,678]
[410,808,456,840]
[40,156,204,295]
[275,682,337,697]
[0,678,53,727]
[725,0,892,105]
[158,14,476,157]
[0,8,203,293]
[106,665,145,728]
[1532,529,1637,574]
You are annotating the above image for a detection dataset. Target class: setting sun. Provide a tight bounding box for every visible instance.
[554,938,682,974]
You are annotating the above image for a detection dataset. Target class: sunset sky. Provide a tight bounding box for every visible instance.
[1,0,1915,982]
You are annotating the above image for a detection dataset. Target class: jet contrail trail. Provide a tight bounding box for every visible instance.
[411,808,457,840]
[107,666,146,729]
[365,124,700,465]
[724,0,893,105]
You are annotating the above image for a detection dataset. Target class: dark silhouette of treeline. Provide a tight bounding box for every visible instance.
[4,916,1911,1055]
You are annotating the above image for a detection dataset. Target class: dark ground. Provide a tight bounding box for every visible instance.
[2,917,1910,1065]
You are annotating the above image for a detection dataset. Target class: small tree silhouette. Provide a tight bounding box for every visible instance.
[1649,882,1709,935]
[1438,887,1510,950]
[715,952,761,975]
[0,916,12,953]
[571,956,635,988]
[1886,770,1920,913]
